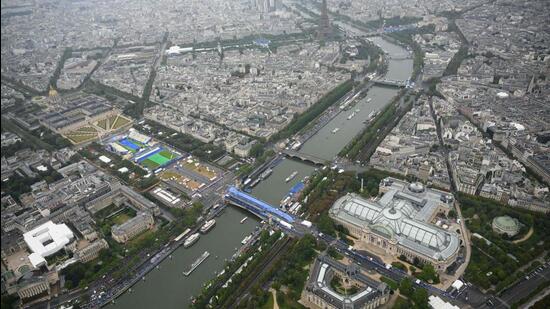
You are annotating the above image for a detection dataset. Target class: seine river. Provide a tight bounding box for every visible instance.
[110,36,412,309]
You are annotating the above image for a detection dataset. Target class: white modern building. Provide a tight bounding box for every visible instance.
[429,295,460,309]
[23,221,74,268]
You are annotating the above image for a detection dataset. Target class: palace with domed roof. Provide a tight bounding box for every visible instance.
[330,178,460,271]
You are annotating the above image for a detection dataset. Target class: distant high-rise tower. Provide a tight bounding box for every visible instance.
[255,0,278,13]
[318,0,331,40]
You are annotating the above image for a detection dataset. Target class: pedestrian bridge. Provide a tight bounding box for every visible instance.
[225,186,295,223]
[373,79,407,88]
[387,55,411,60]
[282,149,328,166]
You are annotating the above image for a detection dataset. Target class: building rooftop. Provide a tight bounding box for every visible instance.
[306,255,388,308]
[330,178,459,261]
[111,212,153,237]
[492,216,520,236]
[23,221,74,268]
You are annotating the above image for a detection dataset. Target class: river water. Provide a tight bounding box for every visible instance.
[298,37,412,160]
[299,86,400,161]
[250,158,317,206]
[110,36,412,309]
[369,36,414,81]
[109,206,259,309]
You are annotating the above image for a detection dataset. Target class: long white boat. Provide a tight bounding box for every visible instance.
[368,110,379,120]
[174,228,191,242]
[249,178,260,188]
[183,233,200,248]
[200,219,216,234]
[183,251,210,276]
[241,235,253,245]
[363,110,379,124]
[260,168,273,180]
[285,171,298,182]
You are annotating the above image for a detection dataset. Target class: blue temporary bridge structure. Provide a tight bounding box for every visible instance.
[226,186,295,223]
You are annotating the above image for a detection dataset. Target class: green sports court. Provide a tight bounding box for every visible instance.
[138,148,179,170]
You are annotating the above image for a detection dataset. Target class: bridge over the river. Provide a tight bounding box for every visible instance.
[225,186,296,223]
[281,149,328,166]
[373,79,407,88]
